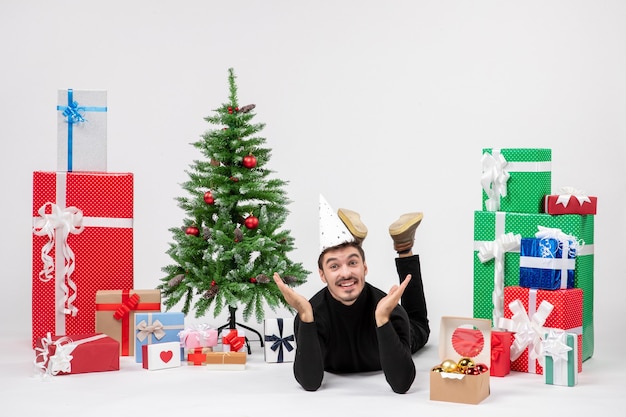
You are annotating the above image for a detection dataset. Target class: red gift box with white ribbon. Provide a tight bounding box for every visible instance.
[543,186,597,215]
[499,286,583,375]
[34,333,119,376]
[31,171,134,348]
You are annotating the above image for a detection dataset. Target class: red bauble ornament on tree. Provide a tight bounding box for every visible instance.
[249,277,257,284]
[185,225,200,236]
[204,191,215,204]
[230,176,239,182]
[244,215,259,230]
[242,154,257,169]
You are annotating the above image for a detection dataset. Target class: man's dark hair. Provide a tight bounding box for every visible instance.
[317,241,365,270]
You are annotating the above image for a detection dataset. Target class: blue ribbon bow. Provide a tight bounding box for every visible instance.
[264,318,295,363]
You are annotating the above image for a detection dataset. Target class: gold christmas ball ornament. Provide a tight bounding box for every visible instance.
[431,366,445,373]
[440,359,459,373]
[457,357,475,372]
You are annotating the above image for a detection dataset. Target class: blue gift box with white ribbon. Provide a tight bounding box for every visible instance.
[57,89,107,172]
[519,237,576,290]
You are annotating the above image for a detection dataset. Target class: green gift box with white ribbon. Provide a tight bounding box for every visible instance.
[481,148,552,213]
[543,330,578,387]
[473,210,594,361]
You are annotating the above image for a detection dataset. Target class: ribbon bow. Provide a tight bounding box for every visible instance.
[556,186,592,208]
[60,99,86,124]
[541,329,572,363]
[481,150,510,211]
[178,323,216,347]
[34,333,77,377]
[32,202,85,316]
[535,226,581,259]
[478,232,521,325]
[491,335,505,362]
[498,299,553,368]
[113,293,140,320]
[136,319,166,342]
[223,330,245,352]
[264,319,295,363]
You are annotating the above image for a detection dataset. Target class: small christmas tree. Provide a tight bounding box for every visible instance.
[158,68,309,324]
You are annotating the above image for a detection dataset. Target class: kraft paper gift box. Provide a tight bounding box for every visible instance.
[481,148,552,213]
[57,89,107,172]
[204,352,246,370]
[542,330,578,387]
[95,289,161,356]
[178,324,218,349]
[430,317,491,405]
[473,210,594,361]
[490,330,512,377]
[264,318,296,363]
[32,171,134,348]
[499,286,583,375]
[134,312,185,363]
[543,187,597,215]
[34,333,119,376]
[519,234,577,290]
[142,341,181,371]
[187,347,214,366]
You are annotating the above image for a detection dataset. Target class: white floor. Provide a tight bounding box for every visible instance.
[1,335,621,416]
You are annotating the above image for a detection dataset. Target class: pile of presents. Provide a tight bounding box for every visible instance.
[31,89,296,377]
[431,148,596,404]
[30,89,597,402]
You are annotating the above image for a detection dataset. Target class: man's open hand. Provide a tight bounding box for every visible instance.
[375,274,411,327]
[273,272,314,323]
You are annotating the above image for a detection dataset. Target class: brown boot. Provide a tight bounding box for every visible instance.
[337,208,368,245]
[389,212,423,253]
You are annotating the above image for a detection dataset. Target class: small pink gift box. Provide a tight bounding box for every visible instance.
[178,324,218,349]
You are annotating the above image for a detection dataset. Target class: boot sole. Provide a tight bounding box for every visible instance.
[389,212,423,236]
[337,208,368,239]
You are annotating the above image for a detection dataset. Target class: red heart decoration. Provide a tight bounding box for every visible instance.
[160,350,173,363]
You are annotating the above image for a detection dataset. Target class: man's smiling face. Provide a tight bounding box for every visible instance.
[319,244,368,305]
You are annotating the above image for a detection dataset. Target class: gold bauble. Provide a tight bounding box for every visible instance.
[431,366,445,373]
[440,359,459,373]
[457,357,475,372]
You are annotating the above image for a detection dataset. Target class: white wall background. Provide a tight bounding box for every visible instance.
[1,0,624,355]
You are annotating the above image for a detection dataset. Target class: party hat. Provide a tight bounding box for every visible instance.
[319,194,355,253]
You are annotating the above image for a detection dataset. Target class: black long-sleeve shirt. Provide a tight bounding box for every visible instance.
[293,282,416,394]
